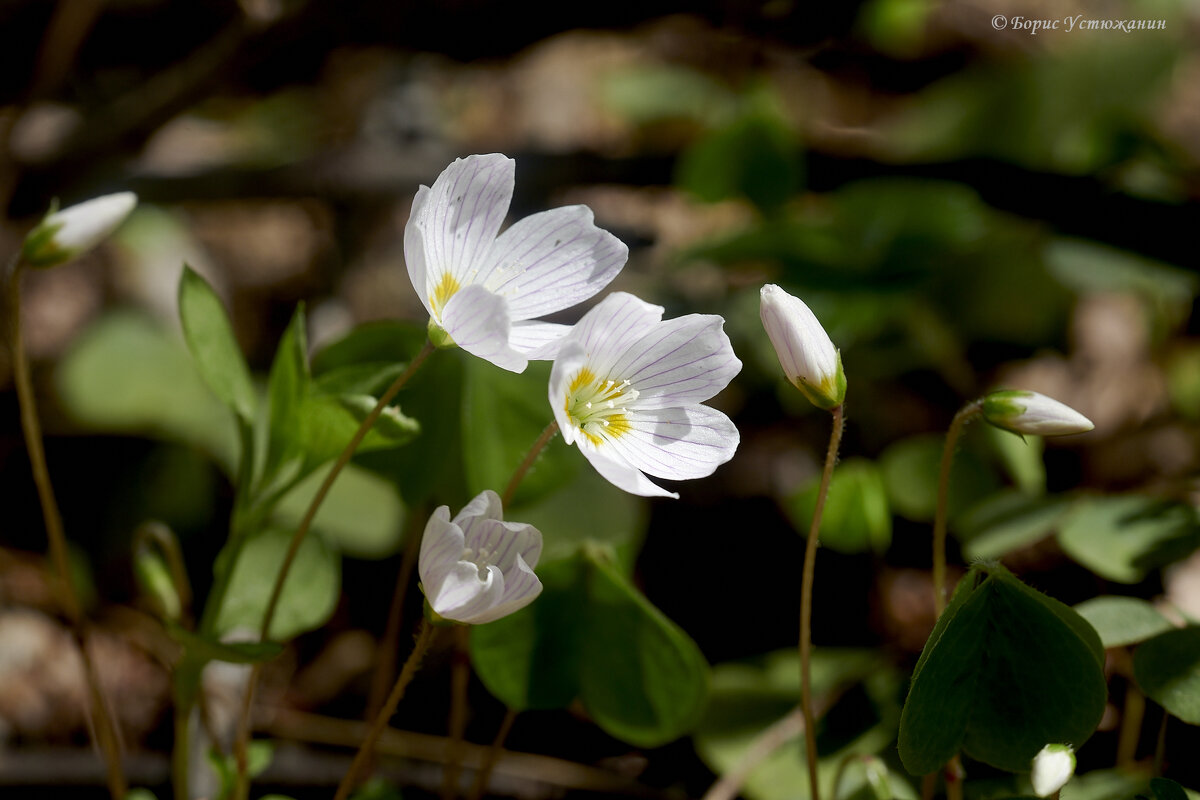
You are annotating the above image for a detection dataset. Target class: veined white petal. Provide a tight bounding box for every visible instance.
[511,320,572,360]
[564,292,665,376]
[613,314,742,408]
[459,518,543,575]
[983,390,1094,436]
[441,285,528,373]
[412,154,514,290]
[404,185,432,315]
[604,405,740,480]
[427,561,507,624]
[453,488,504,526]
[577,441,679,499]
[418,506,463,590]
[488,205,628,320]
[549,342,588,446]
[465,553,544,624]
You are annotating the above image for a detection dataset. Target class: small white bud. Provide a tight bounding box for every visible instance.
[1031,744,1075,797]
[22,192,137,268]
[982,390,1094,436]
[759,284,846,410]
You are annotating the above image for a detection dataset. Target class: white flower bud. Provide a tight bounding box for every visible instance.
[759,284,846,410]
[22,192,137,268]
[1031,744,1075,797]
[982,390,1094,436]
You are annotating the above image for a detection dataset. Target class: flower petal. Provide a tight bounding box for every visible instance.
[404,185,432,315]
[564,292,665,376]
[418,506,463,590]
[549,342,587,445]
[453,489,504,526]
[427,561,506,623]
[459,518,543,574]
[487,205,628,320]
[411,154,514,291]
[441,284,528,373]
[467,553,543,624]
[613,314,742,408]
[577,439,679,498]
[604,405,740,480]
[511,320,572,360]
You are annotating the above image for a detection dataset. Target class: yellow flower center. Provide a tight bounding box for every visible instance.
[429,273,461,316]
[564,367,637,445]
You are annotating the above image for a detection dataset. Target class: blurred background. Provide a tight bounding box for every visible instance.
[1,0,1199,797]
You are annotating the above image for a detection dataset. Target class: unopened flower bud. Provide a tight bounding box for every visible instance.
[22,192,137,269]
[760,284,846,410]
[1031,744,1075,797]
[982,390,1093,436]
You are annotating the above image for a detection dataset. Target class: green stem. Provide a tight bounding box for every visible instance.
[229,338,435,800]
[334,619,438,800]
[501,420,559,507]
[799,404,845,800]
[932,400,983,616]
[5,257,127,800]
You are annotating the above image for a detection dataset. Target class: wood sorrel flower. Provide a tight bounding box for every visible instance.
[1031,744,1075,797]
[549,292,742,498]
[22,192,137,268]
[418,490,543,625]
[759,284,846,410]
[405,153,628,372]
[982,390,1094,436]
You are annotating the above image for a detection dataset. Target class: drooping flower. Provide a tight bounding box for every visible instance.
[1031,744,1075,797]
[22,192,137,269]
[982,390,1094,436]
[759,283,845,410]
[418,490,543,625]
[405,154,628,373]
[549,292,742,498]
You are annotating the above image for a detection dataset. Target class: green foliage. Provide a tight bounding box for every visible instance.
[470,547,708,747]
[956,492,1068,561]
[272,463,406,559]
[1057,496,1200,585]
[787,458,892,555]
[56,311,238,471]
[166,623,283,664]
[178,266,257,426]
[898,565,1106,775]
[676,103,801,215]
[1074,597,1173,649]
[215,527,340,641]
[511,465,647,566]
[206,741,273,800]
[1150,778,1191,800]
[695,649,908,800]
[1133,627,1200,725]
[461,358,577,506]
[879,434,999,523]
[261,306,419,495]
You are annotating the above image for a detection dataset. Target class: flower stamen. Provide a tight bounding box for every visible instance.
[564,367,637,444]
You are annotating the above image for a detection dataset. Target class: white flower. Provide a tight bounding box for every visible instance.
[982,390,1094,436]
[405,154,628,373]
[22,192,137,268]
[418,490,543,625]
[759,284,845,410]
[1031,744,1075,797]
[549,292,742,499]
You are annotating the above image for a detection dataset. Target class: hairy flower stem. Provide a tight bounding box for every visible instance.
[932,401,983,616]
[501,420,560,506]
[5,258,127,800]
[334,619,438,800]
[800,404,845,800]
[230,338,435,800]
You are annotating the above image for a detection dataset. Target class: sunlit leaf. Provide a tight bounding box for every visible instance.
[178,265,256,426]
[1075,596,1173,649]
[1057,496,1200,585]
[787,458,891,555]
